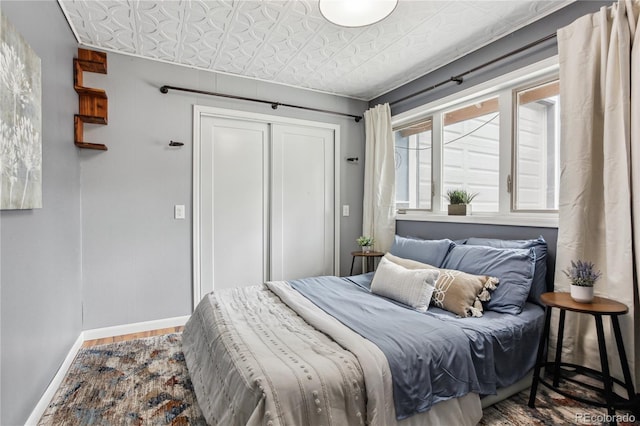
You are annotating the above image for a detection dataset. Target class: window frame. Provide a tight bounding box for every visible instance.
[393,117,435,212]
[392,57,559,228]
[441,94,502,214]
[511,77,560,214]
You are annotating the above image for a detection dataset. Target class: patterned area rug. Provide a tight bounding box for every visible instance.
[41,333,639,425]
[481,374,639,426]
[39,334,206,425]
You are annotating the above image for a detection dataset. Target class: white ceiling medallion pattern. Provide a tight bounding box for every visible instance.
[59,0,571,100]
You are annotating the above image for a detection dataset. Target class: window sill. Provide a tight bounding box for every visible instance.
[395,212,558,228]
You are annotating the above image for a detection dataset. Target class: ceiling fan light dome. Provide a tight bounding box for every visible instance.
[319,0,398,28]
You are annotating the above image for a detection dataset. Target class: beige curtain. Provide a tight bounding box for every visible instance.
[555,0,640,387]
[363,103,396,253]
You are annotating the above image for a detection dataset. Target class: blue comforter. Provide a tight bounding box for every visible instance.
[289,274,544,420]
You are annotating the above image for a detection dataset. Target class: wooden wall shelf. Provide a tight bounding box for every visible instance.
[74,48,108,150]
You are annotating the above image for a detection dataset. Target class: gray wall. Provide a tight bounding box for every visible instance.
[371,0,610,115]
[80,53,368,329]
[0,1,82,425]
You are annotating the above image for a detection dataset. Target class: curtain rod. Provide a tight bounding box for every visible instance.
[389,33,558,107]
[159,85,363,122]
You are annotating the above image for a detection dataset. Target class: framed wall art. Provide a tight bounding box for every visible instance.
[1,12,42,210]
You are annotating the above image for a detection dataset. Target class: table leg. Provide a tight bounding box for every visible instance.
[350,256,356,276]
[594,315,617,422]
[367,257,374,272]
[553,309,566,387]
[611,316,636,400]
[528,306,552,408]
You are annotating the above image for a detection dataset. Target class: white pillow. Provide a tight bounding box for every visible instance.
[371,257,440,312]
[384,252,498,318]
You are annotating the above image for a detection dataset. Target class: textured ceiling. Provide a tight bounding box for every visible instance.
[58,0,571,100]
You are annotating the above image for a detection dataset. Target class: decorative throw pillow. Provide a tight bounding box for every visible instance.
[384,253,498,318]
[389,235,453,267]
[442,244,536,315]
[371,257,440,312]
[465,236,548,305]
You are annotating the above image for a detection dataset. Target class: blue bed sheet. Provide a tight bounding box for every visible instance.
[289,275,483,419]
[289,273,544,419]
[348,272,545,391]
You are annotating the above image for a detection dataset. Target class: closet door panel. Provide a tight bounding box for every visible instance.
[202,116,269,292]
[271,124,334,281]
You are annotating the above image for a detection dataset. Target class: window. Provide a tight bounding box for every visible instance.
[394,119,432,210]
[392,60,560,225]
[514,80,560,211]
[443,97,500,213]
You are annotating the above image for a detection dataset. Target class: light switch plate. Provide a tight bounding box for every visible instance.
[174,204,185,219]
[342,204,350,216]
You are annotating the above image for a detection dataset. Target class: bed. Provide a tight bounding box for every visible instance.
[183,236,548,426]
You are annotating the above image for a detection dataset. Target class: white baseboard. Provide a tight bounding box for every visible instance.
[25,315,190,425]
[82,315,190,341]
[25,333,85,426]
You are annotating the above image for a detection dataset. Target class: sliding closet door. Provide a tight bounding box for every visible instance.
[200,116,269,293]
[270,124,335,281]
[195,107,338,304]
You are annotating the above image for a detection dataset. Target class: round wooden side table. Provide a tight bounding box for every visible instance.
[528,292,638,424]
[349,251,384,275]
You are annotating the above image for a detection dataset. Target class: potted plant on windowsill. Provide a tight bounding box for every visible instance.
[356,236,375,253]
[563,260,602,303]
[446,188,478,216]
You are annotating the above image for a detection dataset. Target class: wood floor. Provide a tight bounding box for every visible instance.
[82,326,184,348]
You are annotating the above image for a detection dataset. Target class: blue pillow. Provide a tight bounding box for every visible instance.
[465,236,547,305]
[389,235,453,267]
[442,244,536,315]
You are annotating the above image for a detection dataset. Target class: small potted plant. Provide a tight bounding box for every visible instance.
[446,188,478,216]
[356,236,375,253]
[562,260,602,303]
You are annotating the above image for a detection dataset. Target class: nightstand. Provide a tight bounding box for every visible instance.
[349,251,384,275]
[528,292,638,424]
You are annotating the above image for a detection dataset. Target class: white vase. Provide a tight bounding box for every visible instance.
[570,285,594,303]
[361,246,371,253]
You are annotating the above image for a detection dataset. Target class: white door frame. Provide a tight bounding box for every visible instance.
[192,105,341,310]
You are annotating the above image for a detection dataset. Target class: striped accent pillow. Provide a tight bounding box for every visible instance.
[371,257,440,312]
[384,253,498,317]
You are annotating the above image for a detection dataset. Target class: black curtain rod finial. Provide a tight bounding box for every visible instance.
[160,86,169,94]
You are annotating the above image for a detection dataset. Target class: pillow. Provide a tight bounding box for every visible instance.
[371,257,440,312]
[465,236,548,305]
[442,244,536,315]
[384,253,498,318]
[389,235,453,267]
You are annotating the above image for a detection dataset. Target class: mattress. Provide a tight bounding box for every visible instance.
[183,281,482,426]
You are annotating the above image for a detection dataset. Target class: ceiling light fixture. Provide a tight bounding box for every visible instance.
[319,0,398,28]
